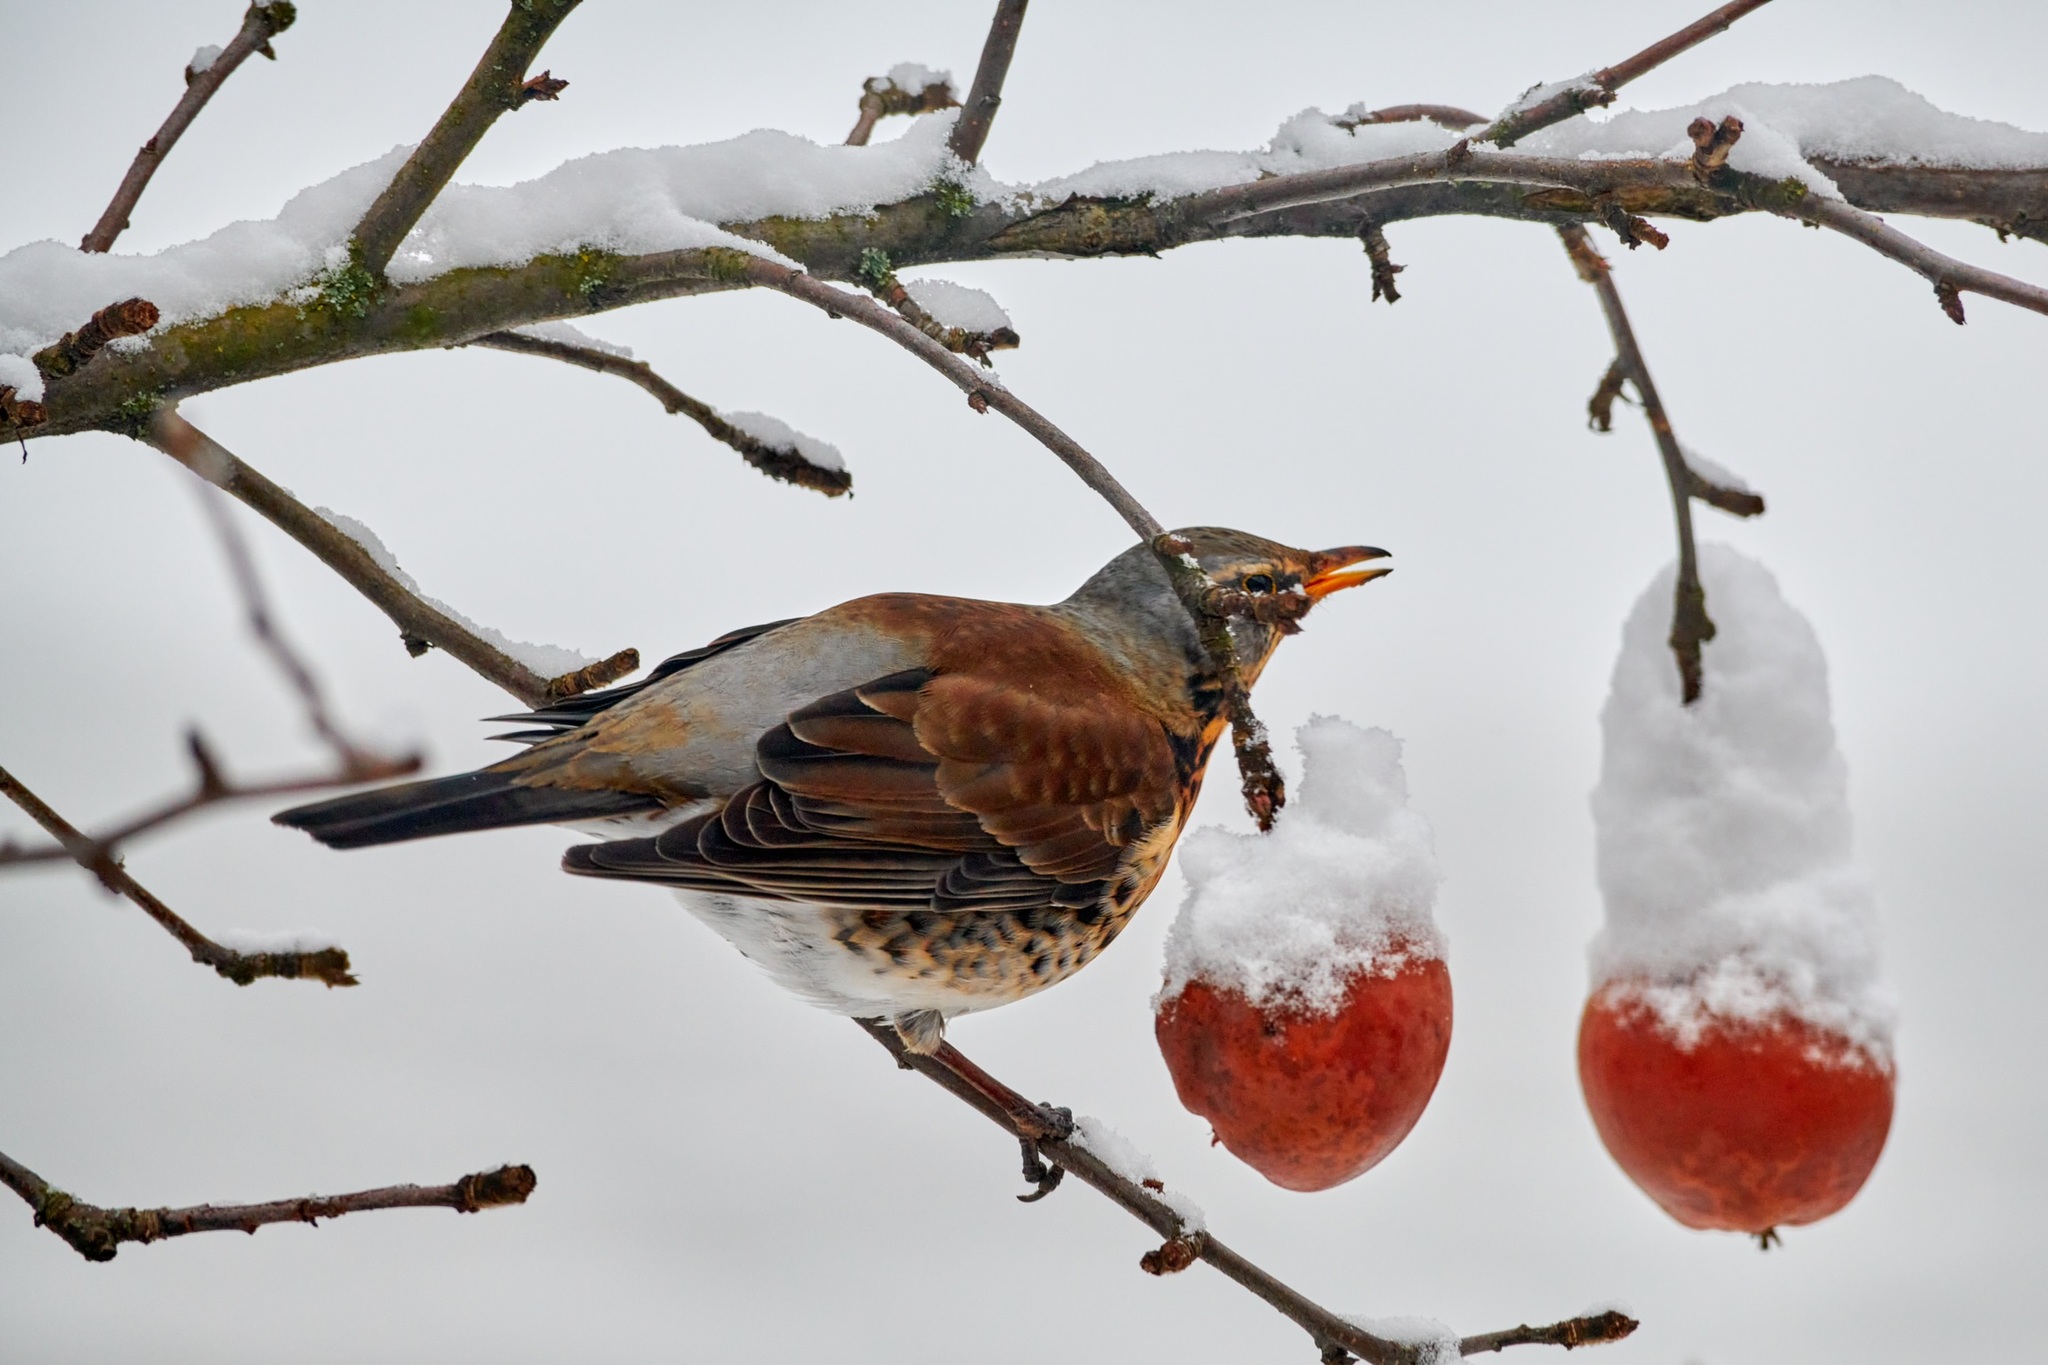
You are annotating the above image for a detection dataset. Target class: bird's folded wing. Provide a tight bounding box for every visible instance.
[563,665,1182,916]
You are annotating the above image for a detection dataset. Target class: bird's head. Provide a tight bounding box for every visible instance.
[1064,526,1391,688]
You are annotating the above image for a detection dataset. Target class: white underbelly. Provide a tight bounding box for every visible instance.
[675,890,994,1020]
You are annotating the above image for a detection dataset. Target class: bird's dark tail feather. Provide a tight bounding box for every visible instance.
[274,769,661,849]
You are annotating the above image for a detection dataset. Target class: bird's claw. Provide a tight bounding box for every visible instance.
[1015,1104,1073,1203]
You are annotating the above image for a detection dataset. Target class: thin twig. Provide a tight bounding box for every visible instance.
[0,763,360,985]
[146,411,636,708]
[948,0,1030,164]
[1176,147,1694,225]
[189,481,370,767]
[855,1021,1637,1364]
[1557,225,1715,702]
[845,71,958,147]
[80,3,297,253]
[734,255,1159,538]
[1335,104,1486,131]
[466,331,851,495]
[0,740,415,873]
[350,0,582,277]
[0,1147,533,1263]
[1478,0,1775,147]
[1790,195,2048,322]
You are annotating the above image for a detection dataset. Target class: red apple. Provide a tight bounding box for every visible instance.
[1155,951,1452,1191]
[1578,983,1894,1234]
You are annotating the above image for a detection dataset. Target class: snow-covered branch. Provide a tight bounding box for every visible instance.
[467,326,853,495]
[147,411,637,707]
[0,1147,534,1263]
[79,2,297,254]
[857,1021,1638,1365]
[349,0,582,278]
[1477,0,1776,147]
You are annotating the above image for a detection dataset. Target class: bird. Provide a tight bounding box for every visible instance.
[275,528,1389,1053]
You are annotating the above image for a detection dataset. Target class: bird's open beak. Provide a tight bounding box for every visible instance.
[1303,545,1393,600]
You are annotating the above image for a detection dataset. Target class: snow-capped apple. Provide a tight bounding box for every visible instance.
[1582,548,1897,1238]
[1155,718,1449,1192]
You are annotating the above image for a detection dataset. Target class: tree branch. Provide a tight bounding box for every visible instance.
[1791,194,2048,322]
[855,1020,1637,1364]
[948,0,1030,164]
[79,3,298,253]
[465,330,853,495]
[1478,0,1775,147]
[0,1147,533,1263]
[0,763,358,985]
[29,151,2048,443]
[145,411,636,708]
[1558,224,1718,702]
[350,0,582,278]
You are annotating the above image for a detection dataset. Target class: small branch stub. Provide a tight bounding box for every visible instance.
[1688,115,1744,181]
[845,71,958,146]
[33,299,160,379]
[1361,222,1405,304]
[518,69,569,104]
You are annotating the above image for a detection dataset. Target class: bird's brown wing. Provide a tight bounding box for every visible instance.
[562,664,1182,916]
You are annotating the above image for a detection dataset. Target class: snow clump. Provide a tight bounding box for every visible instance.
[0,353,43,403]
[1160,716,1444,1016]
[510,320,634,359]
[720,410,845,472]
[900,278,1011,334]
[1068,1115,1205,1233]
[1589,544,1895,1058]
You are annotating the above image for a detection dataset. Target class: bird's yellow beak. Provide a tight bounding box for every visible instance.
[1303,545,1393,600]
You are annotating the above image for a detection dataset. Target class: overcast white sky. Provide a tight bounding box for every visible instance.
[4,2,2046,1362]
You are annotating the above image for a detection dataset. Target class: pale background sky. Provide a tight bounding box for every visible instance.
[3,2,2045,1361]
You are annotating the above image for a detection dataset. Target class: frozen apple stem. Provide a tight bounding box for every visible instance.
[855,1019,1638,1364]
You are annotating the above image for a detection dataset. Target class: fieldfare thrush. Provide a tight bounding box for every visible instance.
[276,528,1389,1051]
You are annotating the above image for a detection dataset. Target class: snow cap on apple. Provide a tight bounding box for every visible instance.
[1160,716,1445,1014]
[1589,544,1895,1058]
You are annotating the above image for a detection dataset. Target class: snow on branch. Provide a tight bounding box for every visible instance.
[856,1021,1637,1364]
[852,249,1019,363]
[468,326,852,495]
[0,1146,534,1263]
[0,762,360,987]
[80,3,298,254]
[147,412,637,708]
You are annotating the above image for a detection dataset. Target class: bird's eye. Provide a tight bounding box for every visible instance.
[1242,573,1275,595]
